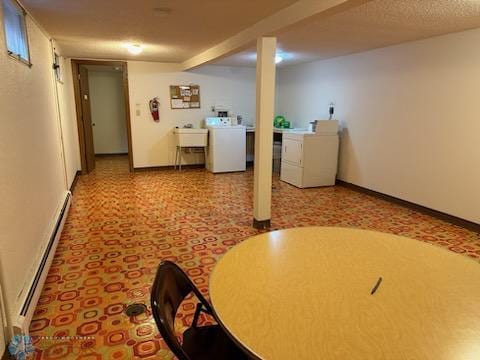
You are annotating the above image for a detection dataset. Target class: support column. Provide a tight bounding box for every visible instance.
[253,37,276,229]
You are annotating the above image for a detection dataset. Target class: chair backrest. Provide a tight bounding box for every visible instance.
[150,260,211,360]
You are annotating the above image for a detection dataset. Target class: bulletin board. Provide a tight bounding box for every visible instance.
[170,85,201,109]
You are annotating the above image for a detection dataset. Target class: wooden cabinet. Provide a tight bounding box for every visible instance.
[280,131,339,188]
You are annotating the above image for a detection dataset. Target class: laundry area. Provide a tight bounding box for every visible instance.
[174,115,339,188]
[130,63,339,189]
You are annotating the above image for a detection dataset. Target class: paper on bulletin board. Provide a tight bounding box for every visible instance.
[170,84,200,109]
[171,99,184,109]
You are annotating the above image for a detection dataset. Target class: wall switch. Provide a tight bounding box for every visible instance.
[136,109,141,116]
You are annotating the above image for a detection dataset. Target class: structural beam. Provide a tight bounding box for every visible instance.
[181,0,370,70]
[253,37,276,229]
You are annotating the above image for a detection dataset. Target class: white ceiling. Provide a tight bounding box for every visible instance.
[21,0,298,62]
[21,0,480,66]
[214,0,480,67]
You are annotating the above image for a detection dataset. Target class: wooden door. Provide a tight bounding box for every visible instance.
[79,66,95,172]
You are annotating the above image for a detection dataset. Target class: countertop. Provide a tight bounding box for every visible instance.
[245,127,310,134]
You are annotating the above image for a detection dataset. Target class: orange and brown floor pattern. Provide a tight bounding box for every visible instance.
[29,156,480,359]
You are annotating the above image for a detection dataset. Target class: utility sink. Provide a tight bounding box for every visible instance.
[174,128,208,147]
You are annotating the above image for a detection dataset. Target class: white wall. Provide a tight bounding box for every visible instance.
[277,28,480,224]
[127,62,256,168]
[56,56,81,187]
[0,11,70,336]
[88,70,128,154]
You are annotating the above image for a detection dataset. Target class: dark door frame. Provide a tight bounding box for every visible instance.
[71,59,134,173]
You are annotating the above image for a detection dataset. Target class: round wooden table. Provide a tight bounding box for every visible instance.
[209,227,480,360]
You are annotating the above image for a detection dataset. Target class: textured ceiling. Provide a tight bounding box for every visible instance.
[215,0,480,67]
[21,0,298,62]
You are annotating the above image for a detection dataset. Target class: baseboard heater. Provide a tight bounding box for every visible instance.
[13,191,72,335]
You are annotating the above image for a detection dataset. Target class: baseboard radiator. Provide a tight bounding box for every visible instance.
[13,191,72,335]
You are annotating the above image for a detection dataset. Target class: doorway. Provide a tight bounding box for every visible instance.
[72,60,133,173]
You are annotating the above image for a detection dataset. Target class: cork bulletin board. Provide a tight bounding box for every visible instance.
[170,85,201,109]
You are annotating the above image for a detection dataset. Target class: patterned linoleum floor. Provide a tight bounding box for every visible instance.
[29,156,480,359]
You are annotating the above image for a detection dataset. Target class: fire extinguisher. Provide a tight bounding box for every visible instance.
[149,97,160,122]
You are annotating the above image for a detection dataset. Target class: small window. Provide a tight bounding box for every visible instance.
[2,0,30,65]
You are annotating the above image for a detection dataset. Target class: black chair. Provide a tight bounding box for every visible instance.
[150,260,249,360]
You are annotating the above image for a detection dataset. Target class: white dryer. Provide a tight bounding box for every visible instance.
[205,117,246,173]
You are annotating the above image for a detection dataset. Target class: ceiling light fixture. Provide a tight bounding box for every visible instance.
[275,55,283,64]
[125,44,143,55]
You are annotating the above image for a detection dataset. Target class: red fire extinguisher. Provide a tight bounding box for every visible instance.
[149,97,160,122]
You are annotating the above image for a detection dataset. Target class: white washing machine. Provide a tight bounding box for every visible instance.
[205,117,246,173]
[280,120,339,188]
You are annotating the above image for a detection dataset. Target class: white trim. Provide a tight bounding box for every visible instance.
[0,282,6,357]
